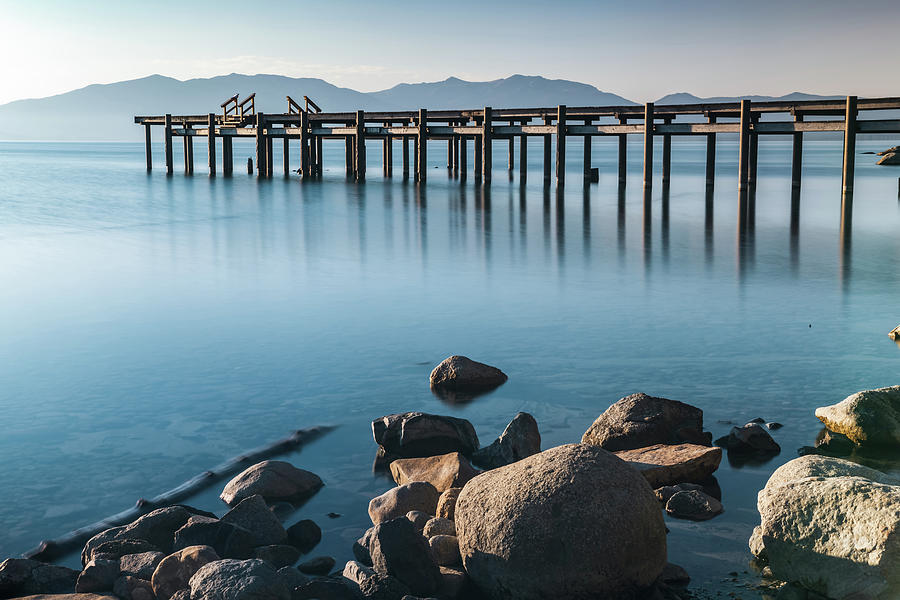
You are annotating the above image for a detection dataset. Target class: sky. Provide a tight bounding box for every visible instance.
[0,0,897,105]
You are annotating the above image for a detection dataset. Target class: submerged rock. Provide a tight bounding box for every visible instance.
[372,412,479,459]
[389,452,478,492]
[715,423,781,454]
[581,393,711,451]
[429,355,507,392]
[665,490,723,521]
[877,152,900,165]
[613,443,722,488]
[220,460,323,506]
[471,412,541,470]
[815,385,900,446]
[0,558,79,597]
[455,444,667,600]
[297,555,335,575]
[286,519,321,554]
[368,481,441,525]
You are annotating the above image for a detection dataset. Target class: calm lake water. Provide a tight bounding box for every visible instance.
[1,136,899,596]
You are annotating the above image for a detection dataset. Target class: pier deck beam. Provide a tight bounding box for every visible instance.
[144,123,152,172]
[738,100,751,191]
[356,110,366,182]
[842,95,858,195]
[705,116,716,188]
[482,107,492,183]
[642,103,654,190]
[791,114,803,189]
[164,114,173,175]
[417,109,428,182]
[617,117,627,187]
[556,105,566,188]
[207,114,216,176]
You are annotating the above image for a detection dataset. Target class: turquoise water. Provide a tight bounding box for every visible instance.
[1,136,899,595]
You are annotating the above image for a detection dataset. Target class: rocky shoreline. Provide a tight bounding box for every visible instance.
[1,357,898,600]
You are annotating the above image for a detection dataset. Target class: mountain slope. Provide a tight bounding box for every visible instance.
[655,91,843,105]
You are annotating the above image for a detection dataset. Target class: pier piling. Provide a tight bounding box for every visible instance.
[418,109,428,182]
[791,114,803,189]
[482,107,493,183]
[163,114,173,175]
[207,114,216,176]
[617,118,627,187]
[144,123,152,172]
[355,110,366,182]
[662,119,672,189]
[642,103,654,190]
[842,95,858,195]
[556,105,566,188]
[705,116,716,188]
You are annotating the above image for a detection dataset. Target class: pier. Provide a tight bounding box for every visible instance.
[136,96,900,203]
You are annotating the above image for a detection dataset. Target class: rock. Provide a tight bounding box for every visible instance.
[406,511,432,531]
[368,481,441,525]
[889,325,900,340]
[112,575,155,600]
[8,596,118,600]
[353,527,376,566]
[292,578,358,600]
[427,535,460,566]
[435,488,461,521]
[437,566,468,599]
[220,460,323,506]
[369,517,442,595]
[767,422,783,430]
[753,455,900,599]
[422,518,455,538]
[188,558,290,600]
[653,482,705,504]
[613,443,722,488]
[581,393,711,451]
[285,519,321,554]
[0,558,79,597]
[297,556,335,575]
[75,559,119,593]
[665,490,723,521]
[715,423,781,454]
[372,412,480,459]
[221,494,288,547]
[170,591,190,600]
[150,545,219,600]
[877,152,900,165]
[471,412,541,470]
[428,355,507,392]
[389,452,478,492]
[274,565,308,591]
[118,552,164,580]
[815,385,900,446]
[455,443,667,600]
[658,563,690,588]
[253,545,301,569]
[86,539,160,565]
[172,519,256,559]
[342,560,411,600]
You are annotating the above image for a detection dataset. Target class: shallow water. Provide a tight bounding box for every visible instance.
[1,136,899,595]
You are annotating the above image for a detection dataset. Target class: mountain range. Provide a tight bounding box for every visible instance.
[0,73,843,141]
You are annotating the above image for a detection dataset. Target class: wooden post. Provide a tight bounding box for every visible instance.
[474,133,483,182]
[223,136,233,176]
[309,131,317,176]
[384,125,391,177]
[617,117,627,187]
[662,119,672,188]
[417,108,428,182]
[738,100,751,191]
[705,116,716,188]
[164,114,173,175]
[508,133,514,171]
[315,136,323,177]
[556,105,566,187]
[255,113,266,178]
[642,103,654,190]
[583,118,592,186]
[266,135,273,177]
[519,127,527,183]
[385,128,393,178]
[460,136,468,182]
[144,123,152,171]
[413,137,419,180]
[482,107,492,183]
[453,132,460,176]
[448,137,454,170]
[842,95,858,195]
[402,137,410,179]
[299,111,309,178]
[207,114,216,176]
[543,117,552,186]
[356,110,366,182]
[748,117,759,189]
[183,125,194,175]
[282,137,290,176]
[791,114,803,189]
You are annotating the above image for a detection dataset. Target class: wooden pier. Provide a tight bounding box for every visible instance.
[136,96,900,201]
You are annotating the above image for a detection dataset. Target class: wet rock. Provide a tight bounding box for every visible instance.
[764,454,899,489]
[221,494,288,547]
[815,385,900,446]
[372,412,480,459]
[275,565,308,591]
[220,460,324,506]
[188,558,290,600]
[112,575,154,600]
[297,555,336,575]
[286,519,321,554]
[456,444,666,600]
[422,517,455,538]
[613,443,722,488]
[369,517,442,596]
[75,559,119,593]
[427,535,460,566]
[150,545,219,600]
[767,422,783,430]
[406,511,432,531]
[877,152,900,165]
[435,488,461,521]
[715,423,781,454]
[429,355,507,392]
[889,324,900,340]
[471,412,541,470]
[665,490,723,521]
[658,563,690,588]
[118,552,164,580]
[342,560,411,600]
[581,393,711,451]
[87,539,160,565]
[171,518,255,560]
[653,482,705,504]
[389,452,478,492]
[814,428,856,454]
[0,558,79,597]
[368,481,441,525]
[253,544,301,569]
[292,578,358,600]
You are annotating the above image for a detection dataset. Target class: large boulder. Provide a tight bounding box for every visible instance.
[187,558,290,600]
[372,412,479,459]
[455,443,667,600]
[471,412,541,470]
[342,560,410,600]
[0,558,79,597]
[429,356,507,392]
[119,552,165,580]
[613,443,722,488]
[815,386,900,446]
[389,452,478,492]
[368,517,442,596]
[220,494,287,547]
[581,393,710,451]
[752,455,900,599]
[172,518,255,559]
[368,481,441,525]
[112,575,155,600]
[220,460,323,506]
[150,545,219,600]
[74,559,119,593]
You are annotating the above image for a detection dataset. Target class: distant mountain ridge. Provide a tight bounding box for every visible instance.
[0,73,841,141]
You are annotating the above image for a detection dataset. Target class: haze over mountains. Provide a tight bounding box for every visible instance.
[0,73,841,141]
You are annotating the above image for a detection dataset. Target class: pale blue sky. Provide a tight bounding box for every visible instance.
[1,0,896,105]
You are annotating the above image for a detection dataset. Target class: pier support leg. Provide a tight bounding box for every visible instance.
[617,118,627,187]
[402,137,410,179]
[583,119,592,186]
[460,136,468,182]
[519,132,527,183]
[345,137,354,178]
[255,113,266,178]
[842,96,857,195]
[482,107,492,184]
[207,114,217,176]
[748,119,759,189]
[183,126,194,175]
[508,135,514,171]
[164,114,173,175]
[738,100,751,192]
[556,105,566,188]
[474,133,482,182]
[662,125,671,189]
[386,134,393,177]
[791,115,803,189]
[299,112,309,178]
[543,120,551,186]
[413,137,419,180]
[283,137,290,176]
[705,116,716,188]
[144,123,153,172]
[642,103,654,190]
[266,135,273,177]
[384,129,391,177]
[355,110,366,182]
[417,108,428,183]
[453,133,460,176]
[448,137,454,170]
[223,136,233,176]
